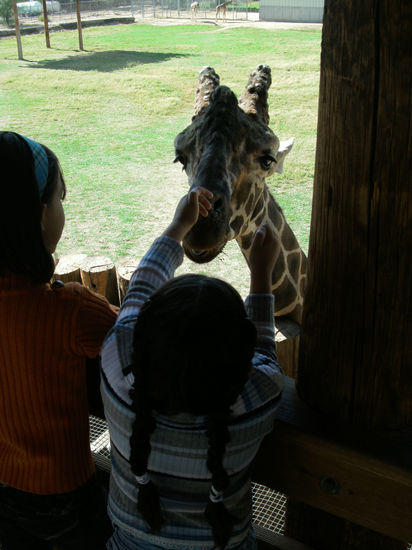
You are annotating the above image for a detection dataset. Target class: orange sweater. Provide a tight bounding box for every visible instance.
[0,273,118,495]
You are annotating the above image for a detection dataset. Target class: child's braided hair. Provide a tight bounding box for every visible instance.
[130,273,256,548]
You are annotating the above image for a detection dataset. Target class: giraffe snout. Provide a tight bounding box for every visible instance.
[191,184,228,217]
[209,192,225,214]
[182,187,230,263]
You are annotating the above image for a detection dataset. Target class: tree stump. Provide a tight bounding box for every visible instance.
[80,256,119,306]
[117,260,139,304]
[53,254,87,284]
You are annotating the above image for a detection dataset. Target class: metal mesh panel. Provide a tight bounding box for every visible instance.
[89,415,111,467]
[252,483,287,534]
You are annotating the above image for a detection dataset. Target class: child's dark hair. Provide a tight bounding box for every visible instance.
[130,274,257,548]
[0,131,66,284]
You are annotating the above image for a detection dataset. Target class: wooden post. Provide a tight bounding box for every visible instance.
[53,254,87,283]
[275,318,300,379]
[117,260,139,304]
[41,0,50,48]
[284,0,412,548]
[75,0,84,51]
[11,0,23,60]
[80,256,119,306]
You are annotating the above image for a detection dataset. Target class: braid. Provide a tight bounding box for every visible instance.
[206,411,230,490]
[205,411,237,549]
[129,306,163,532]
[127,276,257,542]
[129,369,155,475]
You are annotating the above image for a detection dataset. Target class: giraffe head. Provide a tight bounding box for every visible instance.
[174,65,294,263]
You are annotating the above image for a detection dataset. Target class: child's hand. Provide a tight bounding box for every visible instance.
[163,188,213,243]
[248,224,280,294]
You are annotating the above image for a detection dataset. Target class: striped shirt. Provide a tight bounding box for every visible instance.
[101,236,283,549]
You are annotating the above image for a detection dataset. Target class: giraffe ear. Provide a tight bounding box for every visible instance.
[275,137,295,174]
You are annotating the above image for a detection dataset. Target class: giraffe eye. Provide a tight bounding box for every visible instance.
[174,154,186,169]
[259,154,276,170]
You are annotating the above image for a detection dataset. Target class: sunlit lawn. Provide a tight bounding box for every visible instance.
[0,22,320,296]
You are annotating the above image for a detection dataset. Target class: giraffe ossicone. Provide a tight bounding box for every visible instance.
[174,65,307,324]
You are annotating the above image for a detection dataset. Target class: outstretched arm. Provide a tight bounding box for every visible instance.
[101,189,214,393]
[116,188,213,323]
[245,224,280,360]
[248,223,280,294]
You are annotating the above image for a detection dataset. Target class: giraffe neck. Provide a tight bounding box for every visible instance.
[235,186,307,324]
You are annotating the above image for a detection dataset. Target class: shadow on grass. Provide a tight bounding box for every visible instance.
[30,50,190,72]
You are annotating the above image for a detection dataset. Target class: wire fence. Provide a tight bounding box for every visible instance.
[4,0,258,30]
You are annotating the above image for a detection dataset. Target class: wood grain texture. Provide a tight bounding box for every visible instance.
[287,7,412,542]
[80,256,119,306]
[253,379,412,544]
[298,0,412,428]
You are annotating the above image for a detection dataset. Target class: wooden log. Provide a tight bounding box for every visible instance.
[282,0,412,547]
[117,260,139,304]
[53,253,87,284]
[80,256,119,306]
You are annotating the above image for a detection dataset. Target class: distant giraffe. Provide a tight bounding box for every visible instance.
[190,1,199,19]
[174,65,307,324]
[216,0,232,20]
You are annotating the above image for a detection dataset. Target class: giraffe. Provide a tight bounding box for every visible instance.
[190,1,199,19]
[215,0,231,21]
[174,65,307,324]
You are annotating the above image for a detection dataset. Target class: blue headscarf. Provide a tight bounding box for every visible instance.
[21,136,49,200]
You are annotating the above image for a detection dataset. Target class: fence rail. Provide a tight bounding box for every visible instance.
[3,0,258,29]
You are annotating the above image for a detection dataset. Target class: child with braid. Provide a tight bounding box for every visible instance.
[101,188,283,550]
[0,131,118,549]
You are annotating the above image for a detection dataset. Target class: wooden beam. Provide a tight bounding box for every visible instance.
[253,378,412,543]
[284,0,411,546]
[274,318,300,379]
[255,525,315,550]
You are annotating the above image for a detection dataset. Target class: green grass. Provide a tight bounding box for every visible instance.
[0,22,320,297]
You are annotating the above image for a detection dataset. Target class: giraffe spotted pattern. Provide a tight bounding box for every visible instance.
[174,65,307,324]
